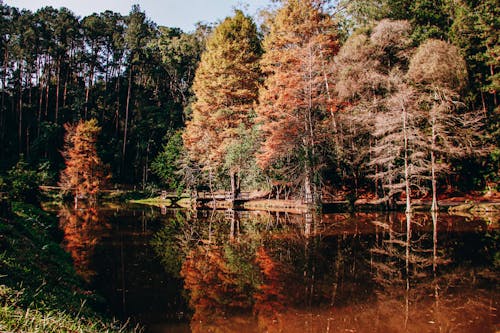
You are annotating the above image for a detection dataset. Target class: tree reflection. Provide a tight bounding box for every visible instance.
[58,204,109,282]
[153,209,498,332]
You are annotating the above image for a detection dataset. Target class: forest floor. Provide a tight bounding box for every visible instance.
[0,201,142,333]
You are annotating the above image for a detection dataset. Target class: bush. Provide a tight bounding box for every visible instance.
[6,158,40,204]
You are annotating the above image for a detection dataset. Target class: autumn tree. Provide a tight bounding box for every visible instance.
[59,119,107,206]
[257,0,339,204]
[333,20,426,210]
[408,39,484,211]
[183,10,261,195]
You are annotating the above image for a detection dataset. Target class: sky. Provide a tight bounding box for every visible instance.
[5,0,272,32]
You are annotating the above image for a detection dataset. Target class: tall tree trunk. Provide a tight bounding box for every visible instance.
[44,79,50,118]
[304,169,313,205]
[115,72,121,138]
[0,49,7,160]
[402,105,411,213]
[18,63,23,156]
[44,57,51,118]
[55,58,60,123]
[38,78,43,137]
[230,170,238,201]
[122,65,133,173]
[430,112,438,212]
[85,62,95,120]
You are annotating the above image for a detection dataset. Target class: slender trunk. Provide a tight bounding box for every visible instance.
[0,50,7,159]
[304,44,316,206]
[115,73,121,138]
[63,57,69,108]
[38,78,43,136]
[44,79,49,118]
[304,169,313,205]
[430,112,438,212]
[18,64,23,156]
[85,61,95,120]
[63,80,68,108]
[490,64,497,106]
[44,57,50,117]
[25,127,30,159]
[230,170,237,201]
[480,91,487,116]
[402,105,411,213]
[122,65,133,173]
[55,58,60,123]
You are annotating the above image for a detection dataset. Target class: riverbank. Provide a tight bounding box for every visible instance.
[0,202,141,332]
[126,191,500,217]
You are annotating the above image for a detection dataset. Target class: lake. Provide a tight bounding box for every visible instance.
[58,204,499,333]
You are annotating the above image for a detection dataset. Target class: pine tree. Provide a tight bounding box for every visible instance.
[59,119,107,207]
[256,0,339,204]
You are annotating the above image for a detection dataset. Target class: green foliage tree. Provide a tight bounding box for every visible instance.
[151,130,184,191]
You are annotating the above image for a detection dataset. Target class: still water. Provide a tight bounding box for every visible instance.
[58,204,499,332]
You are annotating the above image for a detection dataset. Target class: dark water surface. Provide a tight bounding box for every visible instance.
[58,204,499,332]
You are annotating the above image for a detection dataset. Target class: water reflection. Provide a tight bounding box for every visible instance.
[59,204,109,282]
[171,210,498,333]
[59,205,499,332]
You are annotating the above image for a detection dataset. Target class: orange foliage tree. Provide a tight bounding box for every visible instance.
[257,0,339,203]
[183,10,261,191]
[58,205,108,282]
[59,119,107,205]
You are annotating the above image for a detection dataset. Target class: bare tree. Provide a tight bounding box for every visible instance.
[408,39,486,211]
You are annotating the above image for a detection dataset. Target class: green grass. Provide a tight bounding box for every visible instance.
[0,202,142,332]
[128,197,172,206]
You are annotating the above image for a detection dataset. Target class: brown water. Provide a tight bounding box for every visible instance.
[58,205,499,333]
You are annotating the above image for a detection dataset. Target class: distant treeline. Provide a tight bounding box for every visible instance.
[0,3,206,183]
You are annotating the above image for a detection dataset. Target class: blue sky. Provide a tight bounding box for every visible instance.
[5,0,272,32]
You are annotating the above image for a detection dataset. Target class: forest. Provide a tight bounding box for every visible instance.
[0,0,498,209]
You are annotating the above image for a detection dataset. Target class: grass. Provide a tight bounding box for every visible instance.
[0,202,142,332]
[128,197,172,206]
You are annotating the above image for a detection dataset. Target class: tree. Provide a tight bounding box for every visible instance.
[257,0,339,204]
[122,5,154,174]
[408,39,484,211]
[151,130,184,190]
[334,20,427,211]
[59,119,107,206]
[183,10,262,194]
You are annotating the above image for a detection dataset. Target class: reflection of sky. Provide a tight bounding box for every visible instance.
[5,0,273,32]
